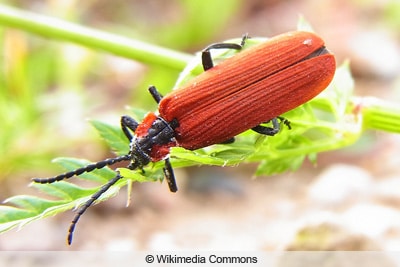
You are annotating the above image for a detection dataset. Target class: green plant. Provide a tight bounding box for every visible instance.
[0,5,399,240]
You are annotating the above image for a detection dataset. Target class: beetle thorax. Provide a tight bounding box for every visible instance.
[130,115,178,167]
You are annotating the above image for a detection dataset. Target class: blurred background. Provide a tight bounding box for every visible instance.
[0,0,400,251]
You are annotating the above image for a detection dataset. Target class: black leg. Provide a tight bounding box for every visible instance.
[148,85,163,104]
[121,115,139,141]
[163,158,177,192]
[67,172,124,245]
[251,117,291,136]
[277,116,291,130]
[201,33,249,71]
[251,118,280,136]
[219,137,235,144]
[32,155,131,184]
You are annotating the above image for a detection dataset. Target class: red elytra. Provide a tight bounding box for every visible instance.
[158,31,335,149]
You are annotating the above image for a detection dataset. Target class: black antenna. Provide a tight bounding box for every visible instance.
[32,155,131,184]
[32,98,178,244]
[32,154,132,244]
[67,171,124,245]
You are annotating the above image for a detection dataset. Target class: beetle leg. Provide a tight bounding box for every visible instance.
[121,115,139,141]
[251,117,291,136]
[201,33,249,71]
[163,158,177,192]
[277,116,292,130]
[220,137,235,144]
[251,118,280,136]
[148,85,164,104]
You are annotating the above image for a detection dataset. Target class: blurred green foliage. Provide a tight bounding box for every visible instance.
[0,0,240,180]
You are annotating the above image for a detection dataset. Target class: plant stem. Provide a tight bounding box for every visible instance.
[0,4,193,71]
[354,96,400,133]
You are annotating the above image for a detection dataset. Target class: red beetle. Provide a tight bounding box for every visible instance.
[34,31,336,244]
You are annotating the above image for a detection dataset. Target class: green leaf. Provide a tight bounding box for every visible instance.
[255,155,307,176]
[90,120,129,155]
[0,158,131,235]
[31,181,97,200]
[0,195,71,232]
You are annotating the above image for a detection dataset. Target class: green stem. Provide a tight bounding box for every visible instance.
[355,96,400,133]
[0,4,193,70]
